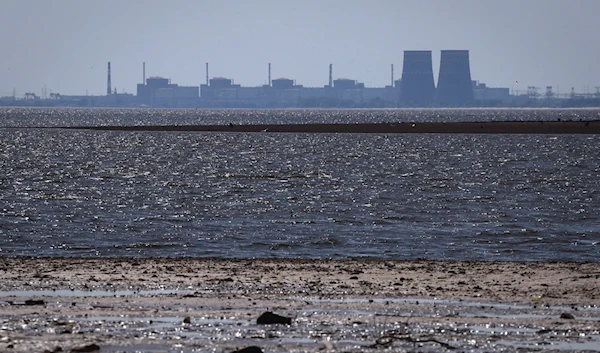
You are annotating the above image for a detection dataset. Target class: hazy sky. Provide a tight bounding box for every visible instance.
[1,0,599,96]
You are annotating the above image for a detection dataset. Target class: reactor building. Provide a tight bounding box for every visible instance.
[136,77,199,107]
[199,63,401,108]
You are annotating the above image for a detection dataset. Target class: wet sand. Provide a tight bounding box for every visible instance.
[69,120,600,134]
[1,258,599,352]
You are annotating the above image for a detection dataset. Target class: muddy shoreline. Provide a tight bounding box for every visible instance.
[1,258,599,352]
[64,120,600,134]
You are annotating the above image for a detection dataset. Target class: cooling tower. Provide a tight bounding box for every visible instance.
[400,51,436,106]
[436,50,474,106]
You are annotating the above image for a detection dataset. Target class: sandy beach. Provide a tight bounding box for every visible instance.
[1,258,599,352]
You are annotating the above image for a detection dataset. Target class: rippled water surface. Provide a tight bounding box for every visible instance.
[1,108,599,260]
[1,107,600,127]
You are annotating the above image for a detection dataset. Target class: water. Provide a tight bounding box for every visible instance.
[1,108,599,260]
[1,107,599,127]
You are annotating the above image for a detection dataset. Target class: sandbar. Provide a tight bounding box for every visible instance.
[69,120,600,134]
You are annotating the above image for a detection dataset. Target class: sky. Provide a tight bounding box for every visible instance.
[1,0,599,97]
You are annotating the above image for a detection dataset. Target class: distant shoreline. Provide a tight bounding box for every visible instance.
[64,120,600,134]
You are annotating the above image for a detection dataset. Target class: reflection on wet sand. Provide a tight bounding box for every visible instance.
[0,258,598,352]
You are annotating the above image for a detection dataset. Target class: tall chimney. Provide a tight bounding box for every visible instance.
[107,62,112,95]
[391,64,394,87]
[268,63,271,86]
[206,62,209,85]
[143,62,146,84]
[328,64,333,87]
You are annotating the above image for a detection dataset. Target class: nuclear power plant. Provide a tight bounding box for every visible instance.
[5,49,599,108]
[132,49,492,107]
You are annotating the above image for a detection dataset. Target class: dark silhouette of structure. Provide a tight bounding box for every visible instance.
[137,75,199,107]
[107,62,112,96]
[268,63,272,87]
[9,55,523,108]
[400,51,436,106]
[272,77,294,89]
[205,62,209,85]
[436,50,474,106]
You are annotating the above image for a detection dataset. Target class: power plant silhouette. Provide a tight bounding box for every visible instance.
[190,50,479,107]
[400,50,475,106]
[10,50,510,108]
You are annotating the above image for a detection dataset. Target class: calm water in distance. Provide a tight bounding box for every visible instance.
[1,108,599,261]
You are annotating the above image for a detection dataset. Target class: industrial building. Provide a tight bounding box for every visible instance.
[473,82,510,104]
[11,52,576,108]
[199,76,400,107]
[137,77,199,108]
[198,52,503,107]
[197,63,401,107]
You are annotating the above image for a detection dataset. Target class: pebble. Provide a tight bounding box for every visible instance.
[70,343,100,352]
[560,312,575,320]
[257,311,291,325]
[232,346,263,353]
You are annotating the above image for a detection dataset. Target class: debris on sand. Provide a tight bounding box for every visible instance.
[560,312,575,319]
[25,299,45,306]
[231,346,263,353]
[70,343,100,352]
[257,311,292,325]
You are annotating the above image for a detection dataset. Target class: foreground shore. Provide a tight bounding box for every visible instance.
[68,120,600,134]
[1,258,599,352]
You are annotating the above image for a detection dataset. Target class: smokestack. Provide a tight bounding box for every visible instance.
[206,62,209,85]
[328,64,333,87]
[143,62,146,84]
[391,64,394,87]
[107,62,112,96]
[268,63,271,86]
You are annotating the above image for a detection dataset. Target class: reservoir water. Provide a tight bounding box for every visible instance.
[1,108,599,260]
